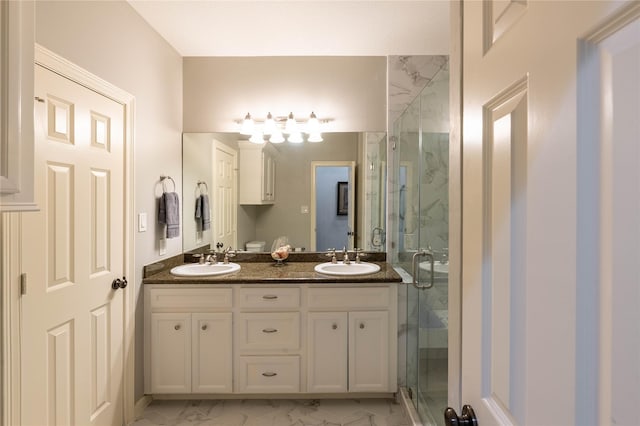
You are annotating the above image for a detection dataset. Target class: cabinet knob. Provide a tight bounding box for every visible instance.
[332,324,338,330]
[201,324,208,331]
[359,323,365,329]
[174,324,181,331]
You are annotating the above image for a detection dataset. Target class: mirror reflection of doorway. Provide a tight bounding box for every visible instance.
[310,161,355,251]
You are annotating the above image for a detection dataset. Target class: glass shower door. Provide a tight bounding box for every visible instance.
[398,76,450,425]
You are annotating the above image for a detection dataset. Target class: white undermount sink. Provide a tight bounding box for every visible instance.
[314,261,381,276]
[170,262,241,277]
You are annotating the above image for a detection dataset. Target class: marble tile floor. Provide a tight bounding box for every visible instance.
[129,398,412,426]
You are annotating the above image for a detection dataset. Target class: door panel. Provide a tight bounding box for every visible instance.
[461,1,634,424]
[214,142,237,249]
[21,65,125,425]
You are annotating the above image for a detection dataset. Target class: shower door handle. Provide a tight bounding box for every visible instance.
[444,405,478,426]
[412,249,434,289]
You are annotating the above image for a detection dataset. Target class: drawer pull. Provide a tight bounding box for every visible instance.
[332,324,338,330]
[262,328,278,333]
[174,324,181,331]
[359,323,365,329]
[201,324,208,331]
[262,295,278,300]
[262,372,277,377]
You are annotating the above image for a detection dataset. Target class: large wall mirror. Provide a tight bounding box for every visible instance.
[182,132,387,254]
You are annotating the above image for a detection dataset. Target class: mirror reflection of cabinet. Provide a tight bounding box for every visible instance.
[238,141,277,205]
[0,1,36,211]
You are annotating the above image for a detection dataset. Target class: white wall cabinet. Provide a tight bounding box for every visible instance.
[238,141,277,204]
[0,1,36,211]
[144,283,397,396]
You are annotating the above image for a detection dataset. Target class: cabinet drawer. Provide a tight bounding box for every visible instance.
[237,287,300,310]
[307,287,391,310]
[237,312,300,352]
[148,288,232,310]
[236,356,300,393]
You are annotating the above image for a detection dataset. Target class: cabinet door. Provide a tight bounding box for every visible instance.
[192,313,233,393]
[348,311,389,392]
[151,313,191,393]
[307,312,348,393]
[261,152,275,201]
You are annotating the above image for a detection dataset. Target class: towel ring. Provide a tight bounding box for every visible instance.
[197,181,209,195]
[160,175,176,193]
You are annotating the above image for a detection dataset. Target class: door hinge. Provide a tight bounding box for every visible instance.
[20,273,27,295]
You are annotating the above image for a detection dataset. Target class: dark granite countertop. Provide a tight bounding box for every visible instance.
[143,252,402,285]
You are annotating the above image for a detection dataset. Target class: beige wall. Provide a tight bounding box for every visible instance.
[183,57,387,133]
[35,0,183,401]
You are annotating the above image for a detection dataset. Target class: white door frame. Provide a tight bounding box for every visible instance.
[1,44,136,425]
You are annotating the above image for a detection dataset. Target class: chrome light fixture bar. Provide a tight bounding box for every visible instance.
[237,112,329,144]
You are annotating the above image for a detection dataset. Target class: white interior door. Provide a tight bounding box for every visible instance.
[310,161,356,251]
[21,64,126,425]
[213,141,237,250]
[460,1,634,424]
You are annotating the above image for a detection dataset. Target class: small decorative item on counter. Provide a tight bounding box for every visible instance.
[271,236,291,266]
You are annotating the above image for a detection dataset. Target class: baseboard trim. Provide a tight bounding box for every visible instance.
[134,395,152,420]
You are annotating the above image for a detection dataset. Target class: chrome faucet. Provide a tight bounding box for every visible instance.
[342,247,350,264]
[223,247,236,264]
[206,249,218,264]
[353,248,365,263]
[326,248,337,264]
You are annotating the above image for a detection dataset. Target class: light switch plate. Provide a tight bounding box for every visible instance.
[138,213,147,232]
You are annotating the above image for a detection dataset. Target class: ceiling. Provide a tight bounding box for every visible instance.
[127,1,450,57]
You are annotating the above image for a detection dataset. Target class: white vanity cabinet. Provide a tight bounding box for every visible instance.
[238,141,277,204]
[144,282,397,396]
[145,287,233,394]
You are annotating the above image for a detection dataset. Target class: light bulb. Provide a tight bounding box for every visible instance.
[287,131,303,144]
[284,112,298,135]
[263,112,276,136]
[269,128,285,143]
[306,111,320,134]
[249,130,265,144]
[240,112,254,135]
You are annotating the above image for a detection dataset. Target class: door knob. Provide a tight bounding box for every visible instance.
[111,276,128,290]
[444,405,478,426]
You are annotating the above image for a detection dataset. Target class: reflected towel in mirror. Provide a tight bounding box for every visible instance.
[195,194,211,231]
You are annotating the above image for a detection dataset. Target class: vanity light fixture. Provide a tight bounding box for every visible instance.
[236,111,331,144]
